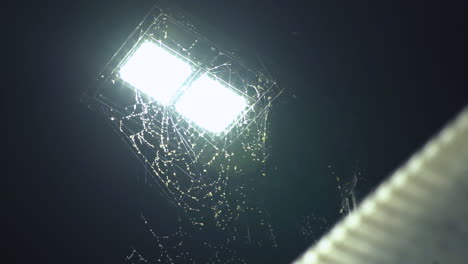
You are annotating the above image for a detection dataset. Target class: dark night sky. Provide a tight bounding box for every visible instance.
[6,0,467,263]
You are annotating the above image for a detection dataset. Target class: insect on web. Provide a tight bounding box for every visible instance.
[83,6,283,263]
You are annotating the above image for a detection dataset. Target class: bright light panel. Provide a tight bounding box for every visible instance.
[120,42,192,105]
[175,75,248,133]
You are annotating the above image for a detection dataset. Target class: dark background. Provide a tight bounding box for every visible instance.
[6,0,466,263]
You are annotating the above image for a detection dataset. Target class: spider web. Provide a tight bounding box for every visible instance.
[83,6,282,263]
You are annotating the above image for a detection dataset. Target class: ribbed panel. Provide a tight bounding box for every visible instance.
[294,107,468,264]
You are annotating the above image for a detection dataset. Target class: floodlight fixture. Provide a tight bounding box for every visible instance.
[175,74,248,133]
[120,41,193,105]
[84,6,283,150]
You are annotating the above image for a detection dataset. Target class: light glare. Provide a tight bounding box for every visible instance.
[120,42,192,105]
[175,75,247,133]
